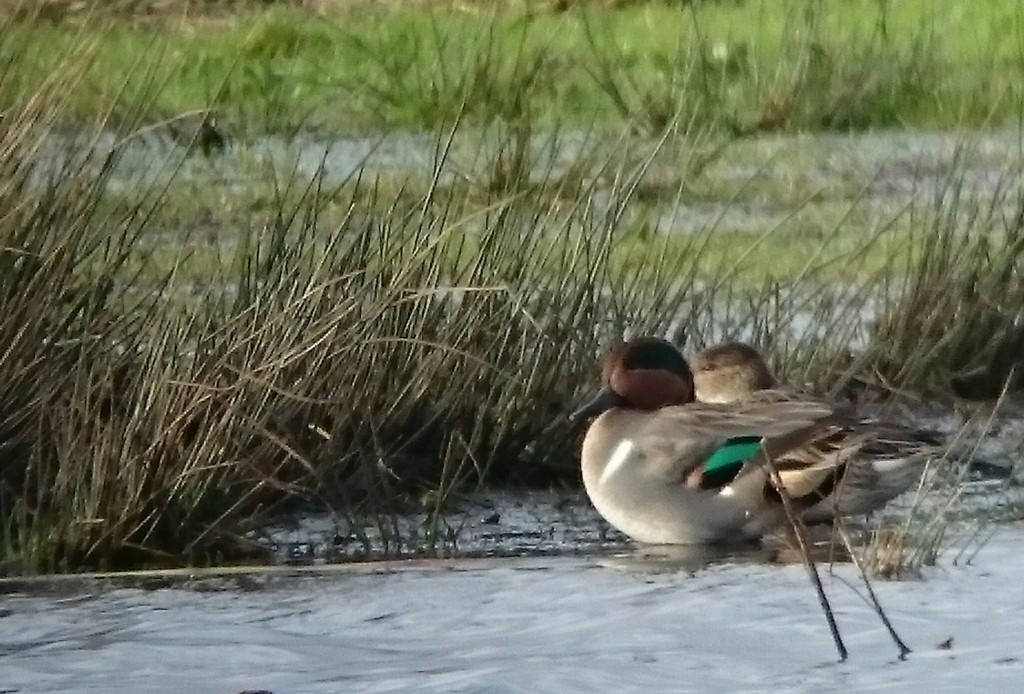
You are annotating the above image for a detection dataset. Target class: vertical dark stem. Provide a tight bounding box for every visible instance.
[835,519,912,659]
[762,447,849,662]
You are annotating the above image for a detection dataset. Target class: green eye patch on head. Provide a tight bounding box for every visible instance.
[618,337,690,378]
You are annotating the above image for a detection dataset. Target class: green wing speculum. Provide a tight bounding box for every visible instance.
[699,435,762,488]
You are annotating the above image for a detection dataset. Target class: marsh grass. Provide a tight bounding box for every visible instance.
[869,152,1024,396]
[1,6,1021,575]
[860,389,1022,579]
[2,116,1008,573]
[0,61,715,570]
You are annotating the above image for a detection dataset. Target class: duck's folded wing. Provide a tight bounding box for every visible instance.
[730,387,815,404]
[631,399,838,485]
[772,418,937,497]
[772,429,868,498]
[714,422,864,505]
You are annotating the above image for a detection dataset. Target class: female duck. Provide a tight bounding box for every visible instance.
[692,341,779,404]
[570,338,935,544]
[690,340,937,523]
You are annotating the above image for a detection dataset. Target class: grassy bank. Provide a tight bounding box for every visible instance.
[4,0,1024,135]
[1,7,1023,576]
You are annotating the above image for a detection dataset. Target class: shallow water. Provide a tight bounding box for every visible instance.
[10,126,1024,692]
[47,126,1024,236]
[3,464,1023,694]
[252,490,626,566]
[3,529,1024,694]
[3,450,1022,694]
[252,407,1023,565]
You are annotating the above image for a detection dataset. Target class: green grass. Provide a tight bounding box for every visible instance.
[112,166,918,290]
[4,0,1024,135]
